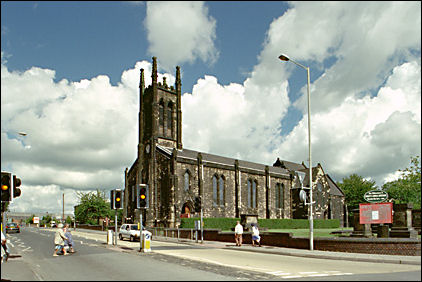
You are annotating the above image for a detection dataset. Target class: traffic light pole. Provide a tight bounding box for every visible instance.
[2,209,6,238]
[200,207,203,243]
[139,212,143,252]
[114,209,118,246]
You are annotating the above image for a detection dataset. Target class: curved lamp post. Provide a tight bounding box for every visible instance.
[278,54,314,251]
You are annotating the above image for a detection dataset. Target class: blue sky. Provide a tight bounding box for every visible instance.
[1,1,420,215]
[2,2,287,90]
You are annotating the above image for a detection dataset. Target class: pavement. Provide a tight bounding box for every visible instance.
[42,227,421,266]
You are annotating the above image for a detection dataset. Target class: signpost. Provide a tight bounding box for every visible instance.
[364,190,388,203]
[33,216,40,227]
[360,189,392,225]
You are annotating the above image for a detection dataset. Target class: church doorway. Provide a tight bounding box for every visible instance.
[181,202,193,218]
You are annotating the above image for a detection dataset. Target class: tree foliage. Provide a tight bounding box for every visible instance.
[382,156,421,209]
[75,189,113,225]
[337,174,377,210]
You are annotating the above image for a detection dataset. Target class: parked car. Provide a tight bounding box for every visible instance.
[6,222,20,233]
[118,224,140,242]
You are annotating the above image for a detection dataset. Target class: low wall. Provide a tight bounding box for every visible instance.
[202,230,421,256]
[75,224,420,256]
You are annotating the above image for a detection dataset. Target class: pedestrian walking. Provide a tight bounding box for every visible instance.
[64,224,75,253]
[1,230,9,263]
[251,223,261,247]
[53,223,68,256]
[234,221,243,247]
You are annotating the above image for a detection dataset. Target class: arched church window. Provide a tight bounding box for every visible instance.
[252,180,257,208]
[184,170,190,191]
[275,183,284,209]
[167,102,173,136]
[219,176,225,207]
[159,99,164,135]
[248,179,257,208]
[212,175,218,207]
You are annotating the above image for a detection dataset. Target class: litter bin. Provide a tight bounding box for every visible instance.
[142,230,152,252]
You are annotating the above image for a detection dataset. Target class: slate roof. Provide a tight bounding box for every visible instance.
[326,174,345,196]
[156,145,290,177]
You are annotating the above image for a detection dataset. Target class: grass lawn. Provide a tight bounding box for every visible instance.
[265,228,353,238]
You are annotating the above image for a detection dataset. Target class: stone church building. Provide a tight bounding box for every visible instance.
[123,57,345,228]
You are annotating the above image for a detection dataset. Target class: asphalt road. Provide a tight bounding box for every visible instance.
[1,227,249,281]
[2,227,421,281]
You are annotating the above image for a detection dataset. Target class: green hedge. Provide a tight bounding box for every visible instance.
[180,218,340,230]
[258,218,340,229]
[180,217,240,230]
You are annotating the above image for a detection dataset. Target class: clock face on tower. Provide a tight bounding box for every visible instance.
[145,144,150,154]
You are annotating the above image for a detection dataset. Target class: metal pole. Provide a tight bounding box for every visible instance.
[115,210,118,246]
[306,67,314,251]
[140,212,143,252]
[62,193,65,224]
[2,210,6,239]
[200,208,203,243]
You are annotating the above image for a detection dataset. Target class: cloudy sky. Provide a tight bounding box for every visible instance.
[1,1,421,216]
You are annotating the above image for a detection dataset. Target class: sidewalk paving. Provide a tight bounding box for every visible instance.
[62,228,420,266]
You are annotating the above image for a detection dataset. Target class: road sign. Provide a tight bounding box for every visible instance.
[364,190,388,203]
[359,202,393,224]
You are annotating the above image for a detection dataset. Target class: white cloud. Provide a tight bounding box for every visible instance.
[7,185,79,216]
[1,59,180,214]
[2,2,420,215]
[144,1,218,70]
[277,60,421,185]
[180,1,421,187]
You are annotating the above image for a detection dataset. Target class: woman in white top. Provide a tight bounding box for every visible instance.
[251,223,261,247]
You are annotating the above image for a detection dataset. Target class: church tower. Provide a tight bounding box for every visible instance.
[136,57,182,226]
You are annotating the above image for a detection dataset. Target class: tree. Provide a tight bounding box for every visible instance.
[337,174,378,211]
[25,214,36,224]
[382,156,421,209]
[75,189,112,225]
[65,216,73,225]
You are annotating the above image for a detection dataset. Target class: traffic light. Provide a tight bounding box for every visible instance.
[1,172,12,202]
[110,190,115,209]
[194,196,201,212]
[13,175,22,198]
[110,189,123,210]
[114,189,123,209]
[137,184,148,209]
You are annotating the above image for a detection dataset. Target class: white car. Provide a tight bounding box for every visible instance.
[118,224,140,242]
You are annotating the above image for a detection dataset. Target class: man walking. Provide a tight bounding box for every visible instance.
[53,223,68,256]
[234,221,243,247]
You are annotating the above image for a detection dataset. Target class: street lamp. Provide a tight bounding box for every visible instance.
[278,54,314,251]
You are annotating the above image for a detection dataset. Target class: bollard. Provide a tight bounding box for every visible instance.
[141,230,152,252]
[107,230,113,245]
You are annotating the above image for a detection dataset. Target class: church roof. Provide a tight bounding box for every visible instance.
[156,145,290,177]
[326,174,345,196]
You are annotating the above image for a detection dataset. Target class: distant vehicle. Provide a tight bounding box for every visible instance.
[119,224,140,242]
[51,221,57,228]
[6,222,20,233]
